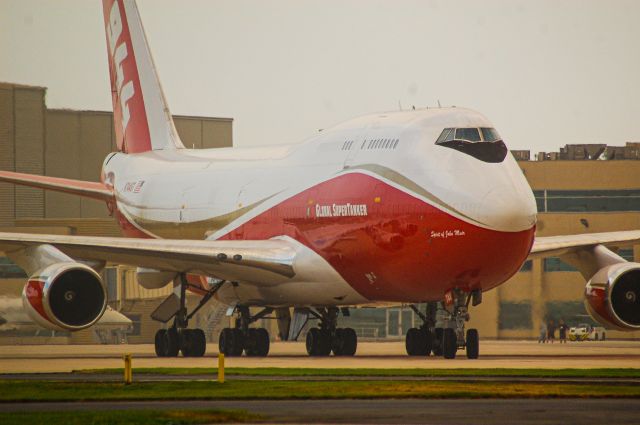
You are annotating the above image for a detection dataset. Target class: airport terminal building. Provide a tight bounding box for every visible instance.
[1,82,639,344]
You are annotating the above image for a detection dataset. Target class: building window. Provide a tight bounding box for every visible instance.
[124,314,142,336]
[519,260,532,272]
[499,302,532,330]
[617,248,634,262]
[543,257,577,272]
[534,189,640,212]
[545,301,592,327]
[0,257,27,279]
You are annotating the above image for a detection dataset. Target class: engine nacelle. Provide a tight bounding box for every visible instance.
[585,262,640,331]
[21,262,107,331]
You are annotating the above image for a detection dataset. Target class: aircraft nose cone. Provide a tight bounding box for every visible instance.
[479,184,537,232]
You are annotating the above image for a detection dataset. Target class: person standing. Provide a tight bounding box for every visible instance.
[559,320,568,343]
[538,322,547,343]
[547,320,556,343]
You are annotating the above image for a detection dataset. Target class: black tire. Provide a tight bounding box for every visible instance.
[219,327,241,356]
[244,328,259,356]
[255,328,270,357]
[231,328,245,356]
[190,329,206,357]
[432,328,444,356]
[341,328,357,356]
[443,328,457,359]
[332,328,345,356]
[466,328,479,359]
[306,328,331,356]
[406,328,428,356]
[424,329,433,356]
[594,333,598,341]
[602,333,606,341]
[180,329,193,357]
[154,329,167,357]
[164,328,180,357]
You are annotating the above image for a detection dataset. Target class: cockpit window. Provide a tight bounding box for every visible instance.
[481,127,501,142]
[455,128,481,142]
[435,127,507,163]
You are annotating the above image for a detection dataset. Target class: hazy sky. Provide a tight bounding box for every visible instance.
[1,0,639,152]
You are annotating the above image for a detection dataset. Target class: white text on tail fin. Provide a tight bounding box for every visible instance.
[103,0,184,153]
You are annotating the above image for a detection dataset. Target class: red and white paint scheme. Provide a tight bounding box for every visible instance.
[1,0,639,359]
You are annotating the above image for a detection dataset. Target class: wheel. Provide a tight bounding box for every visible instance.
[340,328,357,356]
[442,328,457,359]
[154,329,167,357]
[219,327,243,357]
[164,328,180,357]
[594,333,599,341]
[602,333,606,341]
[406,328,426,356]
[254,328,270,357]
[332,328,345,356]
[466,328,479,359]
[306,328,331,356]
[244,329,259,356]
[432,328,444,356]
[180,329,193,357]
[190,329,206,357]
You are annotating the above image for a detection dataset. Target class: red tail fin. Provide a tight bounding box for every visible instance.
[102,0,183,153]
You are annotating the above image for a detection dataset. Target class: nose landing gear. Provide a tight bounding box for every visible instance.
[406,289,482,359]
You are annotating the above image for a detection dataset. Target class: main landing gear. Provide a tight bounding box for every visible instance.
[405,289,482,359]
[154,274,224,357]
[305,307,357,356]
[219,306,273,357]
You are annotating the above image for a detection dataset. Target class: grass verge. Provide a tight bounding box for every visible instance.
[0,409,259,425]
[1,380,639,402]
[76,367,640,378]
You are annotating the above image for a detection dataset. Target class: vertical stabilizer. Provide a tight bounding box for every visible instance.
[102,0,184,153]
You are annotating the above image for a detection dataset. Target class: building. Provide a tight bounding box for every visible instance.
[0,82,232,345]
[1,82,638,343]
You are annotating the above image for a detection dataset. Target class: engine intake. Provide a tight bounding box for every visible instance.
[585,262,640,331]
[22,262,107,331]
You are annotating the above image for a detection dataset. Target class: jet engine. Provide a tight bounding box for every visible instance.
[585,262,640,331]
[21,262,107,331]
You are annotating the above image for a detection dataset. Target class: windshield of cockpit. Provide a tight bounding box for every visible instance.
[435,127,507,163]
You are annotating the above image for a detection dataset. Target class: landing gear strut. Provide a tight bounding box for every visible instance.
[219,305,273,357]
[406,289,481,359]
[305,307,357,356]
[154,274,223,358]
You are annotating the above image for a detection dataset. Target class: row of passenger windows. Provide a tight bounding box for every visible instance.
[365,138,400,150]
[341,140,355,150]
[436,127,501,144]
[534,190,640,212]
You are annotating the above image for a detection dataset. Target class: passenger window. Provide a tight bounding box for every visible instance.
[455,128,481,142]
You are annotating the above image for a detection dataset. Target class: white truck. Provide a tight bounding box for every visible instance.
[568,323,606,341]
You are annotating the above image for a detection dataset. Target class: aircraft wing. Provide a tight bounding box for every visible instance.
[0,171,113,201]
[0,232,296,284]
[529,230,640,259]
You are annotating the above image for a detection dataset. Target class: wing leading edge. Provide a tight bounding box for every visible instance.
[0,232,296,285]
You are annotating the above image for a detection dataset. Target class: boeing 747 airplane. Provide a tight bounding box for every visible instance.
[0,0,638,359]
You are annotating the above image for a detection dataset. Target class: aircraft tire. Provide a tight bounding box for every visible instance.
[466,328,479,359]
[164,328,180,357]
[432,328,444,356]
[255,328,270,357]
[340,327,357,356]
[306,328,331,356]
[190,329,206,357]
[154,329,167,357]
[442,328,457,359]
[219,327,243,357]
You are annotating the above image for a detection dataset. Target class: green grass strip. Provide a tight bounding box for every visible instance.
[1,380,639,402]
[0,409,259,425]
[75,367,640,378]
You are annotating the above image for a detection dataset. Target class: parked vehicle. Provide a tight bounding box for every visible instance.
[568,323,606,341]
